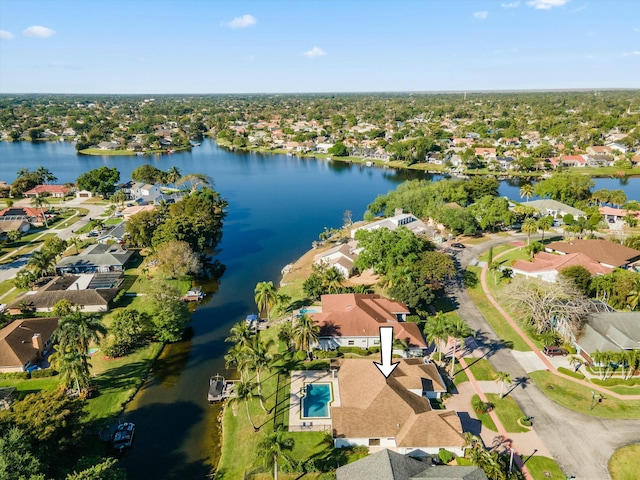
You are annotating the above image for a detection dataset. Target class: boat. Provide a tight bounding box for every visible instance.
[365,161,373,167]
[182,286,205,302]
[246,314,259,332]
[112,422,135,452]
[135,152,145,156]
[208,374,226,402]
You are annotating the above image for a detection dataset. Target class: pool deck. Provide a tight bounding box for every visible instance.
[288,370,339,432]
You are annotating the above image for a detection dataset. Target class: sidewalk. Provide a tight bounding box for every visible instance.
[480,246,640,401]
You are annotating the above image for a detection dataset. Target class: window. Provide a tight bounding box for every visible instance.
[348,340,355,346]
[373,340,380,345]
[368,438,380,446]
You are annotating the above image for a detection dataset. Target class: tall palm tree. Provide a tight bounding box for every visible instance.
[537,215,554,242]
[519,183,534,203]
[322,267,344,293]
[35,166,57,184]
[30,196,50,227]
[51,350,91,394]
[256,427,295,480]
[225,321,253,348]
[232,379,259,431]
[255,281,277,321]
[52,312,107,376]
[448,318,473,377]
[166,166,182,187]
[68,236,81,254]
[275,292,292,319]
[495,371,512,399]
[292,314,320,360]
[245,336,273,413]
[423,313,450,359]
[27,250,56,279]
[224,343,250,380]
[521,217,538,246]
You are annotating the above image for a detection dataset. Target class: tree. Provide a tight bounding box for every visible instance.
[0,427,45,480]
[232,379,259,431]
[521,217,538,245]
[471,195,515,231]
[166,166,182,187]
[495,371,512,399]
[448,318,473,377]
[52,349,91,394]
[31,195,50,227]
[27,250,56,278]
[292,314,320,360]
[108,309,151,356]
[131,164,165,184]
[52,299,78,317]
[149,282,190,343]
[423,312,450,358]
[111,189,127,207]
[328,141,348,157]
[322,266,344,293]
[76,167,120,197]
[255,281,277,321]
[533,173,594,206]
[64,457,126,480]
[53,311,107,359]
[558,265,592,296]
[245,335,273,413]
[256,427,295,480]
[536,215,554,242]
[152,240,201,278]
[519,183,534,202]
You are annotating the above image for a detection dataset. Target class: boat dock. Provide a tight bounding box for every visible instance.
[208,375,237,403]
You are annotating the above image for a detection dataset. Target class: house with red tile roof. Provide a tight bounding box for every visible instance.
[545,239,640,269]
[474,147,497,159]
[599,206,640,223]
[0,206,46,223]
[559,155,587,167]
[512,252,614,283]
[310,294,426,356]
[23,184,71,198]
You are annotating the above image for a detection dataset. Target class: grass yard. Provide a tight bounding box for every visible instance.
[485,393,529,433]
[0,377,60,398]
[529,371,640,419]
[608,444,640,480]
[471,394,497,432]
[452,361,469,385]
[525,455,567,480]
[465,357,498,381]
[466,266,531,352]
[104,217,123,226]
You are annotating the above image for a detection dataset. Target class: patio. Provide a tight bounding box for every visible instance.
[288,370,340,432]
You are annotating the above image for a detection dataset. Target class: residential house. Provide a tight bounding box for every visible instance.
[0,317,59,373]
[599,206,640,223]
[75,190,93,199]
[474,148,497,160]
[351,211,429,239]
[587,146,613,156]
[0,206,47,224]
[121,204,156,220]
[314,242,360,279]
[336,449,488,480]
[522,199,585,220]
[585,154,614,167]
[606,142,628,154]
[310,294,427,355]
[559,155,586,168]
[55,243,134,275]
[96,141,119,150]
[573,312,640,364]
[332,359,467,456]
[495,156,515,170]
[23,185,71,198]
[545,239,640,269]
[97,222,127,244]
[512,252,613,283]
[0,219,31,237]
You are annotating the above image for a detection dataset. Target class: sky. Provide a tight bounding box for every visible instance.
[0,0,638,94]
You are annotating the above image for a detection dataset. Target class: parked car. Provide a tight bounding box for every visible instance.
[87,231,99,237]
[451,243,466,249]
[543,346,568,357]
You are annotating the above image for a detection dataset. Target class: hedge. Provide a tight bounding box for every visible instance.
[591,377,640,387]
[30,369,58,379]
[557,366,585,380]
[0,371,29,380]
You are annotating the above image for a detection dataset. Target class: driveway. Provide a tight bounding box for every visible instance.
[448,235,640,479]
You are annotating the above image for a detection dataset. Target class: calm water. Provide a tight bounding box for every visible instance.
[1,140,638,478]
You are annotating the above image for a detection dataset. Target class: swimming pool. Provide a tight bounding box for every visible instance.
[299,308,318,315]
[302,383,332,418]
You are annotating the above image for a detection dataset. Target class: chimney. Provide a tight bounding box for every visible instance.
[32,333,43,351]
[394,208,404,216]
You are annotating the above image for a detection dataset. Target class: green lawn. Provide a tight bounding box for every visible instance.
[466,266,531,352]
[465,357,498,381]
[485,393,529,433]
[471,394,497,432]
[525,455,567,480]
[529,371,640,419]
[104,218,123,226]
[0,377,60,398]
[609,444,640,480]
[452,361,469,385]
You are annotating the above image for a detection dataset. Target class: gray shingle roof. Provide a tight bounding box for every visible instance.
[336,449,428,480]
[412,466,488,480]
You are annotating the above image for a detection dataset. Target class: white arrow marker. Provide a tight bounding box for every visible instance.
[374,326,399,379]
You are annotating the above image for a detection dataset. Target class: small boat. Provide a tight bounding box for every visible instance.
[208,374,225,402]
[182,287,205,302]
[365,161,373,167]
[112,422,135,452]
[167,149,175,154]
[135,152,145,156]
[246,314,259,332]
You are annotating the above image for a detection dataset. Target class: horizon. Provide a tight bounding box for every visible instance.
[1,0,639,94]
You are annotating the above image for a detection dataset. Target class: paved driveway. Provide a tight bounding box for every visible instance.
[448,235,640,480]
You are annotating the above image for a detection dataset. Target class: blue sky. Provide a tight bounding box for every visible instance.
[0,0,638,94]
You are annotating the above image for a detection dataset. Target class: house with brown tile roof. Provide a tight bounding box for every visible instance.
[545,239,640,269]
[332,359,466,457]
[310,294,427,356]
[512,251,614,283]
[0,317,58,372]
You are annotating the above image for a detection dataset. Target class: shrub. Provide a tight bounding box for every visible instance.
[519,416,532,427]
[337,346,369,355]
[438,449,453,464]
[367,346,381,354]
[314,350,339,359]
[30,369,58,378]
[294,350,307,361]
[0,371,29,380]
[112,289,127,306]
[472,396,492,414]
[557,366,585,380]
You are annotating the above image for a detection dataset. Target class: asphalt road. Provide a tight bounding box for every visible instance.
[448,235,640,480]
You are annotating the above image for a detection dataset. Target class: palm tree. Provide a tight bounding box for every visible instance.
[225,321,253,348]
[537,215,554,242]
[256,427,295,480]
[521,217,538,245]
[224,343,250,380]
[27,250,56,279]
[232,379,259,431]
[448,318,473,377]
[519,183,534,203]
[568,355,582,372]
[52,312,107,374]
[166,166,182,187]
[292,314,320,360]
[277,321,293,350]
[245,336,273,413]
[30,196,50,227]
[35,166,57,184]
[424,313,450,359]
[495,371,512,399]
[275,292,292,319]
[322,267,344,293]
[68,236,81,254]
[255,281,277,321]
[51,349,91,395]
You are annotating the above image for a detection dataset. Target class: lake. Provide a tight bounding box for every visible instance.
[1,140,638,478]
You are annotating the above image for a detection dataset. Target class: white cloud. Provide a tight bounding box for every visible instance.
[473,11,489,20]
[303,46,326,58]
[224,14,257,29]
[634,28,640,32]
[622,51,640,57]
[0,30,15,40]
[501,1,520,7]
[23,25,56,38]
[526,0,570,9]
